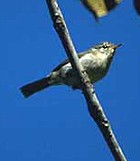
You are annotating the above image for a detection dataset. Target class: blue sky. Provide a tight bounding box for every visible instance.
[0,0,140,161]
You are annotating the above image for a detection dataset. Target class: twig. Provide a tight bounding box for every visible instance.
[45,0,127,161]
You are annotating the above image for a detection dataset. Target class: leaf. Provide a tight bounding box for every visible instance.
[134,0,140,16]
[81,0,122,20]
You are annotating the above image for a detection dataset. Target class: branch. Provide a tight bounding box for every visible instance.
[46,0,127,161]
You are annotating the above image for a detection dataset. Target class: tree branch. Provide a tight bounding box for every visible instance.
[45,0,127,161]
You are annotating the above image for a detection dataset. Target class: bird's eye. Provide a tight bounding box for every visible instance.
[102,45,108,49]
[99,44,109,54]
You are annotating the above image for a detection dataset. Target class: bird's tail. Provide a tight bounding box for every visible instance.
[20,77,51,98]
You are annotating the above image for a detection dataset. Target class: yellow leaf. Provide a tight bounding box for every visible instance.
[81,0,122,19]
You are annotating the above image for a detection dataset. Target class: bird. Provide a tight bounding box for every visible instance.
[20,42,122,98]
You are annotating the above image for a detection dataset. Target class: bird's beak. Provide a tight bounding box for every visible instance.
[113,44,123,49]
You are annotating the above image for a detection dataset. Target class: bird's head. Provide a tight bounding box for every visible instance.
[93,42,122,59]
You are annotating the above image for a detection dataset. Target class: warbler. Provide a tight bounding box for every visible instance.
[20,42,122,98]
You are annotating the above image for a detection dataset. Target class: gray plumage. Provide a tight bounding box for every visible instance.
[20,42,122,97]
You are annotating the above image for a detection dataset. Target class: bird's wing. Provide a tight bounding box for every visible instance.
[52,52,87,72]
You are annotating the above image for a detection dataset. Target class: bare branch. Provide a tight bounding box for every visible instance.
[46,0,127,161]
